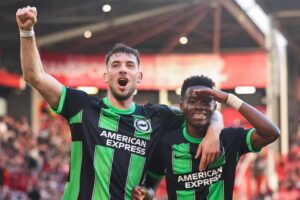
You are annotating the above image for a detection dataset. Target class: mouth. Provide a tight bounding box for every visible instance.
[192,111,207,120]
[118,78,128,87]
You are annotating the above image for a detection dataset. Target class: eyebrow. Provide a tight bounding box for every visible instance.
[111,61,120,64]
[188,96,212,101]
[126,61,135,65]
[110,60,136,64]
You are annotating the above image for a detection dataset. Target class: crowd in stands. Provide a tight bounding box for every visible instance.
[0,111,70,200]
[275,129,300,200]
[0,112,299,200]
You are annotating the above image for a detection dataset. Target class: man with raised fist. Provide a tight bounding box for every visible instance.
[16,6,223,200]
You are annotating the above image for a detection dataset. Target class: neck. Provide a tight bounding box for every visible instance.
[107,92,133,110]
[186,124,208,138]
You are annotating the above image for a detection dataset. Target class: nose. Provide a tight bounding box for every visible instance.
[193,101,206,110]
[119,63,128,74]
[194,104,204,110]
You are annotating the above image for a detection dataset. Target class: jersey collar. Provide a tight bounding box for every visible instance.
[183,123,203,144]
[103,97,136,114]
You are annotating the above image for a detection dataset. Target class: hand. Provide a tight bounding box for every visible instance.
[132,186,147,200]
[16,6,37,31]
[195,111,222,171]
[195,132,221,170]
[193,88,228,103]
[195,129,221,170]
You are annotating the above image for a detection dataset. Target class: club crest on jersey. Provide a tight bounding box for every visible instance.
[134,118,152,133]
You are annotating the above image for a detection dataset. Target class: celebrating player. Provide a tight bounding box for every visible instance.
[132,75,280,200]
[16,6,223,199]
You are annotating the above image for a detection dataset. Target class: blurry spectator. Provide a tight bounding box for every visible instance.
[0,113,70,200]
[0,167,3,187]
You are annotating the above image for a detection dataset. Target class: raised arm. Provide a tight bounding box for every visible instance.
[16,6,62,109]
[193,88,280,149]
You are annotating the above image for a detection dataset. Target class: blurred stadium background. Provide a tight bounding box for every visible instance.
[0,0,299,199]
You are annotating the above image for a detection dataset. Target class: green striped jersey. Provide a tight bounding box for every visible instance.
[146,125,260,200]
[54,87,184,200]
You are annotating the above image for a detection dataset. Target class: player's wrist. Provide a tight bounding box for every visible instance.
[19,28,35,37]
[226,94,243,110]
[144,187,155,200]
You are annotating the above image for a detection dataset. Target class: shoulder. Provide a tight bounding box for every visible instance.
[140,104,184,127]
[220,127,247,134]
[66,87,90,99]
[66,87,101,106]
[220,127,253,143]
[148,104,183,116]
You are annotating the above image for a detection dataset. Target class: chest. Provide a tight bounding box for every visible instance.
[74,107,163,157]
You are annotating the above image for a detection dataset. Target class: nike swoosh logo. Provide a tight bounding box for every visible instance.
[174,155,186,159]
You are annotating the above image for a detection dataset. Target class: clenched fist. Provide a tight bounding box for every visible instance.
[131,186,146,200]
[16,6,37,31]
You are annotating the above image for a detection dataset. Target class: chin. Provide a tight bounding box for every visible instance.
[111,91,128,101]
[191,121,209,128]
[115,94,131,101]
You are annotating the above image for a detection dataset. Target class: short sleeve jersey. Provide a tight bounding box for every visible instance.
[54,87,184,200]
[146,125,260,200]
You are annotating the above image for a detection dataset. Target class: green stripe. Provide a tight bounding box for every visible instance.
[69,110,82,124]
[124,154,146,200]
[172,143,191,174]
[62,183,70,200]
[246,128,261,152]
[103,97,135,114]
[52,85,66,114]
[176,190,195,200]
[208,180,224,200]
[93,146,114,200]
[62,141,82,200]
[99,108,120,132]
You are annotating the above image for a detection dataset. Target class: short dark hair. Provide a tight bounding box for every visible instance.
[181,75,215,98]
[105,43,140,66]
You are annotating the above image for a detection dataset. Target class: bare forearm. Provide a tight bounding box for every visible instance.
[225,93,280,148]
[20,36,62,108]
[207,110,223,139]
[210,110,223,130]
[239,102,280,147]
[20,36,44,85]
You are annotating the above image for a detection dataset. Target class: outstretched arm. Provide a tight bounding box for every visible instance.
[193,88,280,149]
[16,6,62,109]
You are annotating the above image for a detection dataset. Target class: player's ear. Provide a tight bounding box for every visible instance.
[179,102,183,111]
[103,72,108,83]
[137,72,143,83]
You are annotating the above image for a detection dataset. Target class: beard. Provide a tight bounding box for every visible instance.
[109,85,136,101]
